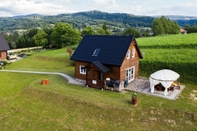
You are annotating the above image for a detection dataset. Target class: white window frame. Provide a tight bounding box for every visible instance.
[92,80,97,84]
[132,49,135,58]
[79,65,86,74]
[126,66,135,82]
[126,50,130,59]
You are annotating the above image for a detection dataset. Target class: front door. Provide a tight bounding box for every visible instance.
[126,66,135,82]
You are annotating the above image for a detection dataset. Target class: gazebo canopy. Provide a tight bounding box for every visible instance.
[149,69,180,96]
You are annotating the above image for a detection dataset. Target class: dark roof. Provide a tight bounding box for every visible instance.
[70,35,142,66]
[0,34,10,51]
[85,60,111,73]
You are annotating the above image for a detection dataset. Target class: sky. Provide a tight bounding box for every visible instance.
[0,0,197,17]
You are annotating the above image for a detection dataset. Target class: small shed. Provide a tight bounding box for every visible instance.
[180,29,187,34]
[0,34,10,60]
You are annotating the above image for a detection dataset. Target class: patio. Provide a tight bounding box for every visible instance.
[124,77,185,100]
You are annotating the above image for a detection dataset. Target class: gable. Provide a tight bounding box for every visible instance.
[71,35,142,66]
[0,34,10,51]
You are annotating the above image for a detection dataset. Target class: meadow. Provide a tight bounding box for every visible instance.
[0,34,197,130]
[137,33,197,84]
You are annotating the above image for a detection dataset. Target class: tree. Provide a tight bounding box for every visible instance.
[33,29,48,46]
[16,36,26,48]
[43,27,53,44]
[96,22,112,35]
[172,22,180,34]
[185,24,191,33]
[152,16,180,36]
[152,18,165,35]
[51,22,81,48]
[27,28,39,38]
[81,26,95,36]
[102,21,108,31]
[123,28,140,38]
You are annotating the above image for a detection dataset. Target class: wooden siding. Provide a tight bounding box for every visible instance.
[74,61,89,80]
[120,42,140,81]
[0,51,7,60]
[86,66,103,88]
[104,66,120,80]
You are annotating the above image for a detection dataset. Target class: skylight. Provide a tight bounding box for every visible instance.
[92,48,100,56]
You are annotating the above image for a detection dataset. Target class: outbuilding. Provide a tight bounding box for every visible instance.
[0,34,10,60]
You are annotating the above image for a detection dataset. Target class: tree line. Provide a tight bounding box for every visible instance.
[184,24,197,33]
[152,16,180,35]
[5,22,142,49]
[4,16,187,49]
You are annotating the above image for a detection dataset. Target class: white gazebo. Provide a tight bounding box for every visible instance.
[149,69,180,96]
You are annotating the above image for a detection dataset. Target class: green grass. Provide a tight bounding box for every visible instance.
[0,72,197,130]
[137,33,197,46]
[6,49,75,76]
[1,34,197,130]
[137,33,197,84]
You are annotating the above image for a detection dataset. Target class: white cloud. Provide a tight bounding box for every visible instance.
[0,0,72,16]
[94,0,116,5]
[0,0,197,17]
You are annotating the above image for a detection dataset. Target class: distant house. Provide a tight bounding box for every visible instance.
[70,35,143,90]
[180,29,187,34]
[0,34,10,60]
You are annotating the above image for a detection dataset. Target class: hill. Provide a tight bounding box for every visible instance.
[0,10,154,32]
[0,10,197,33]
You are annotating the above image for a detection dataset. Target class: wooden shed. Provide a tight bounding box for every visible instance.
[0,34,10,60]
[70,35,143,89]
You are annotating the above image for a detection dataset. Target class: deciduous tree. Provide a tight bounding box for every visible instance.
[33,29,48,46]
[51,22,81,48]
[81,26,95,36]
[123,28,140,38]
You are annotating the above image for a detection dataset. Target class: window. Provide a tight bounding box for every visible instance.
[132,49,135,58]
[79,65,86,74]
[126,50,130,59]
[98,71,103,80]
[92,48,100,56]
[126,66,135,82]
[92,80,97,84]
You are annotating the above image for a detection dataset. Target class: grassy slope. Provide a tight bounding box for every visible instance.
[1,72,197,130]
[137,33,197,84]
[0,34,197,130]
[7,49,75,76]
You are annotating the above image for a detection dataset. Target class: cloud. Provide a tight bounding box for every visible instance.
[144,3,197,16]
[0,0,72,16]
[0,0,197,17]
[94,0,116,5]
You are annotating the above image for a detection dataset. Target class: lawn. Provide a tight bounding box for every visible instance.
[1,34,197,130]
[0,72,197,130]
[6,49,75,76]
[137,33,197,84]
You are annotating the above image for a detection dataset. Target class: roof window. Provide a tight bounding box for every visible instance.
[92,48,100,56]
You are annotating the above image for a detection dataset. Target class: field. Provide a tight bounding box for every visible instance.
[137,33,197,84]
[0,34,197,130]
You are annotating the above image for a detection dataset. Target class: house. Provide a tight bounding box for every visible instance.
[180,29,187,34]
[0,34,10,60]
[70,35,143,90]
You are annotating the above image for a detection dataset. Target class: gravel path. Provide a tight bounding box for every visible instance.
[0,70,85,86]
